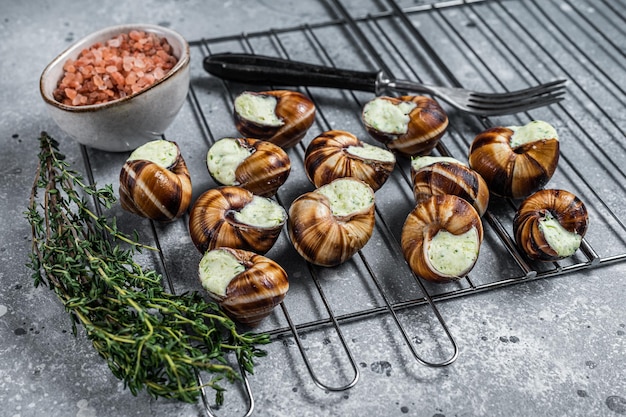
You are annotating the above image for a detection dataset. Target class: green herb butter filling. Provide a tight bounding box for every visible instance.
[346,142,395,162]
[363,98,417,135]
[508,120,558,148]
[427,227,480,277]
[127,139,178,167]
[411,155,465,172]
[539,213,582,257]
[234,196,286,227]
[207,138,253,185]
[234,93,283,126]
[199,249,245,297]
[317,178,374,217]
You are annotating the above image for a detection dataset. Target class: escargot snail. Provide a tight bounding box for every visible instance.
[401,194,484,283]
[199,247,288,327]
[233,90,316,148]
[362,95,448,157]
[119,139,192,222]
[189,186,287,255]
[411,156,490,217]
[513,189,588,261]
[207,137,291,197]
[288,178,375,267]
[469,120,560,199]
[304,130,396,192]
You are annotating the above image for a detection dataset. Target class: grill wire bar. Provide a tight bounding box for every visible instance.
[75,0,626,416]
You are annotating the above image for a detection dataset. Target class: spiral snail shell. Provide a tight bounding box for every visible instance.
[513,189,588,262]
[411,156,490,217]
[189,186,287,255]
[199,247,289,327]
[234,90,316,149]
[119,139,192,222]
[362,95,448,157]
[401,194,484,283]
[207,137,291,197]
[304,130,396,192]
[469,120,560,199]
[288,178,375,267]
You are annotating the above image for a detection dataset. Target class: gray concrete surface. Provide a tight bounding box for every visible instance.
[1,0,625,416]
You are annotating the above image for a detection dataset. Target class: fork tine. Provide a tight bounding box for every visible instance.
[469,80,567,104]
[468,90,565,109]
[467,95,565,116]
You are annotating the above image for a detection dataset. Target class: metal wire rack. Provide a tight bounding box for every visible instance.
[83,0,626,415]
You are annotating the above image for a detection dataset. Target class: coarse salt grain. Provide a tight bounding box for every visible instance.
[53,30,178,106]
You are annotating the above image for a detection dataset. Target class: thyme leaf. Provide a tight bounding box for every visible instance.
[26,132,270,404]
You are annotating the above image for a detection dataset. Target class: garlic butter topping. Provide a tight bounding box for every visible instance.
[427,227,480,277]
[410,155,465,172]
[234,92,283,126]
[207,138,253,185]
[199,248,245,296]
[539,213,582,257]
[508,120,558,148]
[233,196,286,227]
[316,178,374,217]
[362,98,416,135]
[346,142,395,162]
[127,139,179,167]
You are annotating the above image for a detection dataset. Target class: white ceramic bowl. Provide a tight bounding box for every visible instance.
[40,24,190,152]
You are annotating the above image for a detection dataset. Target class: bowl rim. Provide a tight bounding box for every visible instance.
[39,23,190,113]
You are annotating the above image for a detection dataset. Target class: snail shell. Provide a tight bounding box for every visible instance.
[362,95,448,157]
[401,194,484,283]
[234,90,316,148]
[468,121,560,199]
[207,137,291,197]
[288,178,375,267]
[513,189,588,261]
[189,186,287,255]
[304,130,396,192]
[411,157,490,217]
[199,247,288,327]
[119,139,192,222]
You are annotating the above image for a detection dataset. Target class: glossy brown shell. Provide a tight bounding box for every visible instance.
[401,194,484,283]
[188,186,285,255]
[304,130,395,192]
[119,142,192,222]
[234,90,316,148]
[411,161,490,217]
[208,137,291,197]
[513,189,588,261]
[362,95,448,157]
[202,247,289,327]
[288,180,375,267]
[468,126,559,199]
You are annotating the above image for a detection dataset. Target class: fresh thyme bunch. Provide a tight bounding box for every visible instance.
[25,132,270,404]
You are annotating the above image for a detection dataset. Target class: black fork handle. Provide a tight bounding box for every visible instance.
[203,53,381,93]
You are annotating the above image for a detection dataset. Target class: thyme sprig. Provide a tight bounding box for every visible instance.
[26,132,270,404]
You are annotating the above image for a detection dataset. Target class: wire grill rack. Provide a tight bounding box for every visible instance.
[83,0,625,415]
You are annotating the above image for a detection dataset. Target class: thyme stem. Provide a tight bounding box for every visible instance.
[26,132,270,404]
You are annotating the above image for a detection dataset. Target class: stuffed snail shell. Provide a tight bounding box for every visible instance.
[288,178,375,267]
[513,189,588,261]
[207,137,291,197]
[362,95,448,157]
[304,130,396,192]
[401,194,484,283]
[411,156,490,217]
[469,120,559,199]
[199,247,288,327]
[119,139,192,222]
[189,186,287,255]
[234,90,316,148]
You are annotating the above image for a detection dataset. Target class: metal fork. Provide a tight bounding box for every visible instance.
[203,53,566,117]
